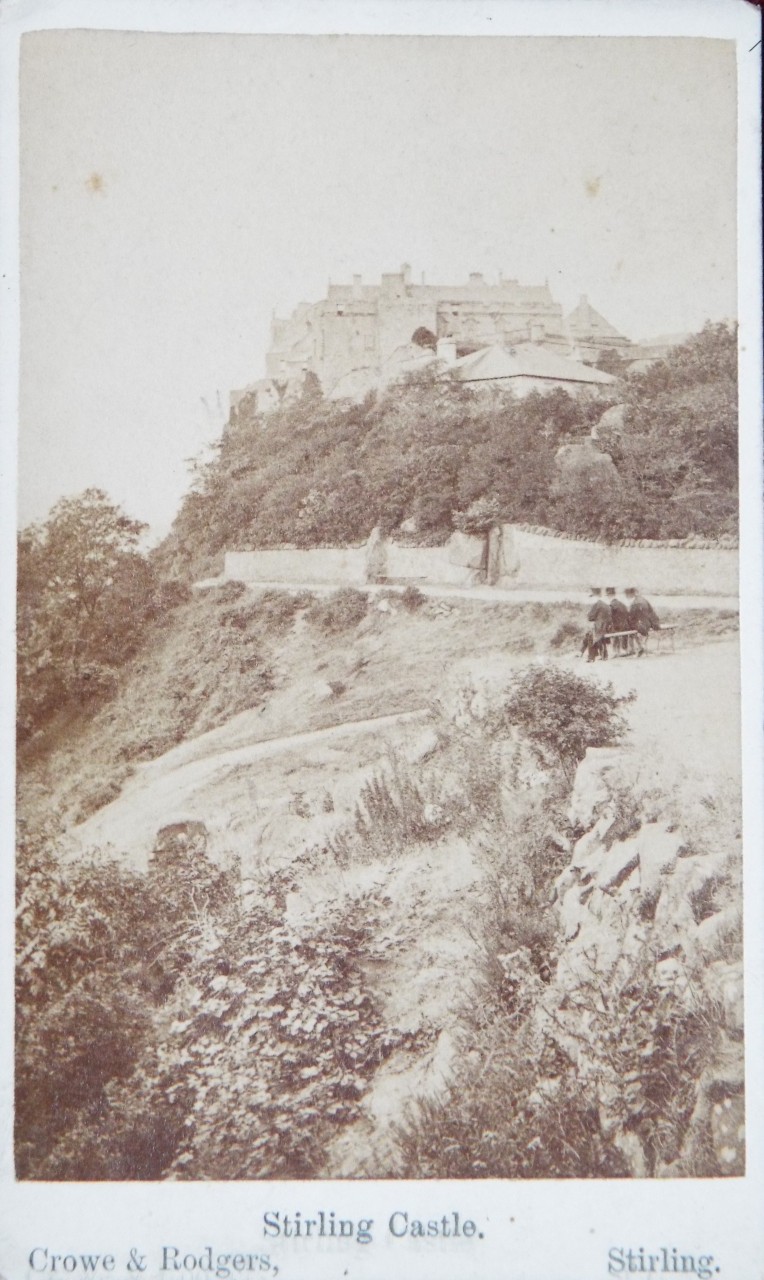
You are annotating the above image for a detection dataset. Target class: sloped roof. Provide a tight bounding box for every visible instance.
[566,296,628,343]
[450,343,617,386]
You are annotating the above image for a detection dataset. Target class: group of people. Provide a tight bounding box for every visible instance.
[583,586,660,662]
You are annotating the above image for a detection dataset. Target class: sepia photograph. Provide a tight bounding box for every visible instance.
[2,3,763,1275]
[12,23,749,1183]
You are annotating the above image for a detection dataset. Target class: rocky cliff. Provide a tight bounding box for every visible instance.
[528,746,744,1176]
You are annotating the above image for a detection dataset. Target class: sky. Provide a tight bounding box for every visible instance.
[18,32,737,539]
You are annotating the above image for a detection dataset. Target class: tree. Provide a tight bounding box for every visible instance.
[598,323,738,538]
[17,490,157,741]
[411,326,437,350]
[595,347,626,378]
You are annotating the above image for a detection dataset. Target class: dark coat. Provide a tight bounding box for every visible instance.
[608,597,629,632]
[587,599,610,639]
[628,593,660,635]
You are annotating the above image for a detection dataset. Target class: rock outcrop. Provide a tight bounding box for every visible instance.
[539,747,744,1176]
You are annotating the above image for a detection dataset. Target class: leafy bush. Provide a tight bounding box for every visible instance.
[497,665,631,776]
[453,496,501,535]
[549,619,584,650]
[395,1059,628,1179]
[305,588,368,633]
[400,584,426,612]
[18,828,409,1180]
[17,490,190,744]
[15,819,180,1177]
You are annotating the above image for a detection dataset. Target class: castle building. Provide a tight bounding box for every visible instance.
[565,294,634,364]
[232,266,633,411]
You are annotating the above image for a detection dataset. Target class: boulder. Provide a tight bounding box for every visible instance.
[594,839,640,893]
[690,905,741,960]
[153,820,208,856]
[569,809,618,879]
[568,747,623,831]
[635,823,683,898]
[446,529,486,570]
[313,680,337,702]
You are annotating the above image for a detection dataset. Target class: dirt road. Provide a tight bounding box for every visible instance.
[72,707,427,869]
[569,635,741,785]
[72,634,740,877]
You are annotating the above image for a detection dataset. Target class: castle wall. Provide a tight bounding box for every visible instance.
[265,271,574,393]
[385,543,477,585]
[377,298,439,366]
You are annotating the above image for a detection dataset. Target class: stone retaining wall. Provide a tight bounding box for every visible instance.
[499,526,738,595]
[224,546,366,584]
[224,524,738,597]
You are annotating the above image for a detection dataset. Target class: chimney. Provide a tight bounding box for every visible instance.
[421,271,426,285]
[352,273,362,299]
[436,336,457,366]
[401,262,412,285]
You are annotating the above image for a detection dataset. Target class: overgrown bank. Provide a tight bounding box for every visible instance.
[16,657,743,1180]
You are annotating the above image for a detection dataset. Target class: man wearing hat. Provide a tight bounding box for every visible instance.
[584,587,610,662]
[606,587,630,655]
[625,587,660,655]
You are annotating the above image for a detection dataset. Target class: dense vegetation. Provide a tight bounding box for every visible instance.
[17,658,737,1179]
[17,323,736,746]
[13,666,624,1179]
[16,808,404,1180]
[157,322,737,581]
[17,490,186,746]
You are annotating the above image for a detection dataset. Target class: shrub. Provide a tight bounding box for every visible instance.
[394,1021,628,1179]
[207,579,247,603]
[305,588,368,633]
[549,619,582,650]
[400,584,426,612]
[496,664,632,776]
[15,819,241,1180]
[453,496,501,535]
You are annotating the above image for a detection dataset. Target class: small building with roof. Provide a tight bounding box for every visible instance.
[446,342,618,397]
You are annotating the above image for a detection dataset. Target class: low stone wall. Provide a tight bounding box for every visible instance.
[385,542,477,586]
[224,546,366,584]
[224,525,738,597]
[498,526,738,596]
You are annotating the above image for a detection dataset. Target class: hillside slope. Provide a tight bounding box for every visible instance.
[156,323,737,583]
[16,581,742,1179]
